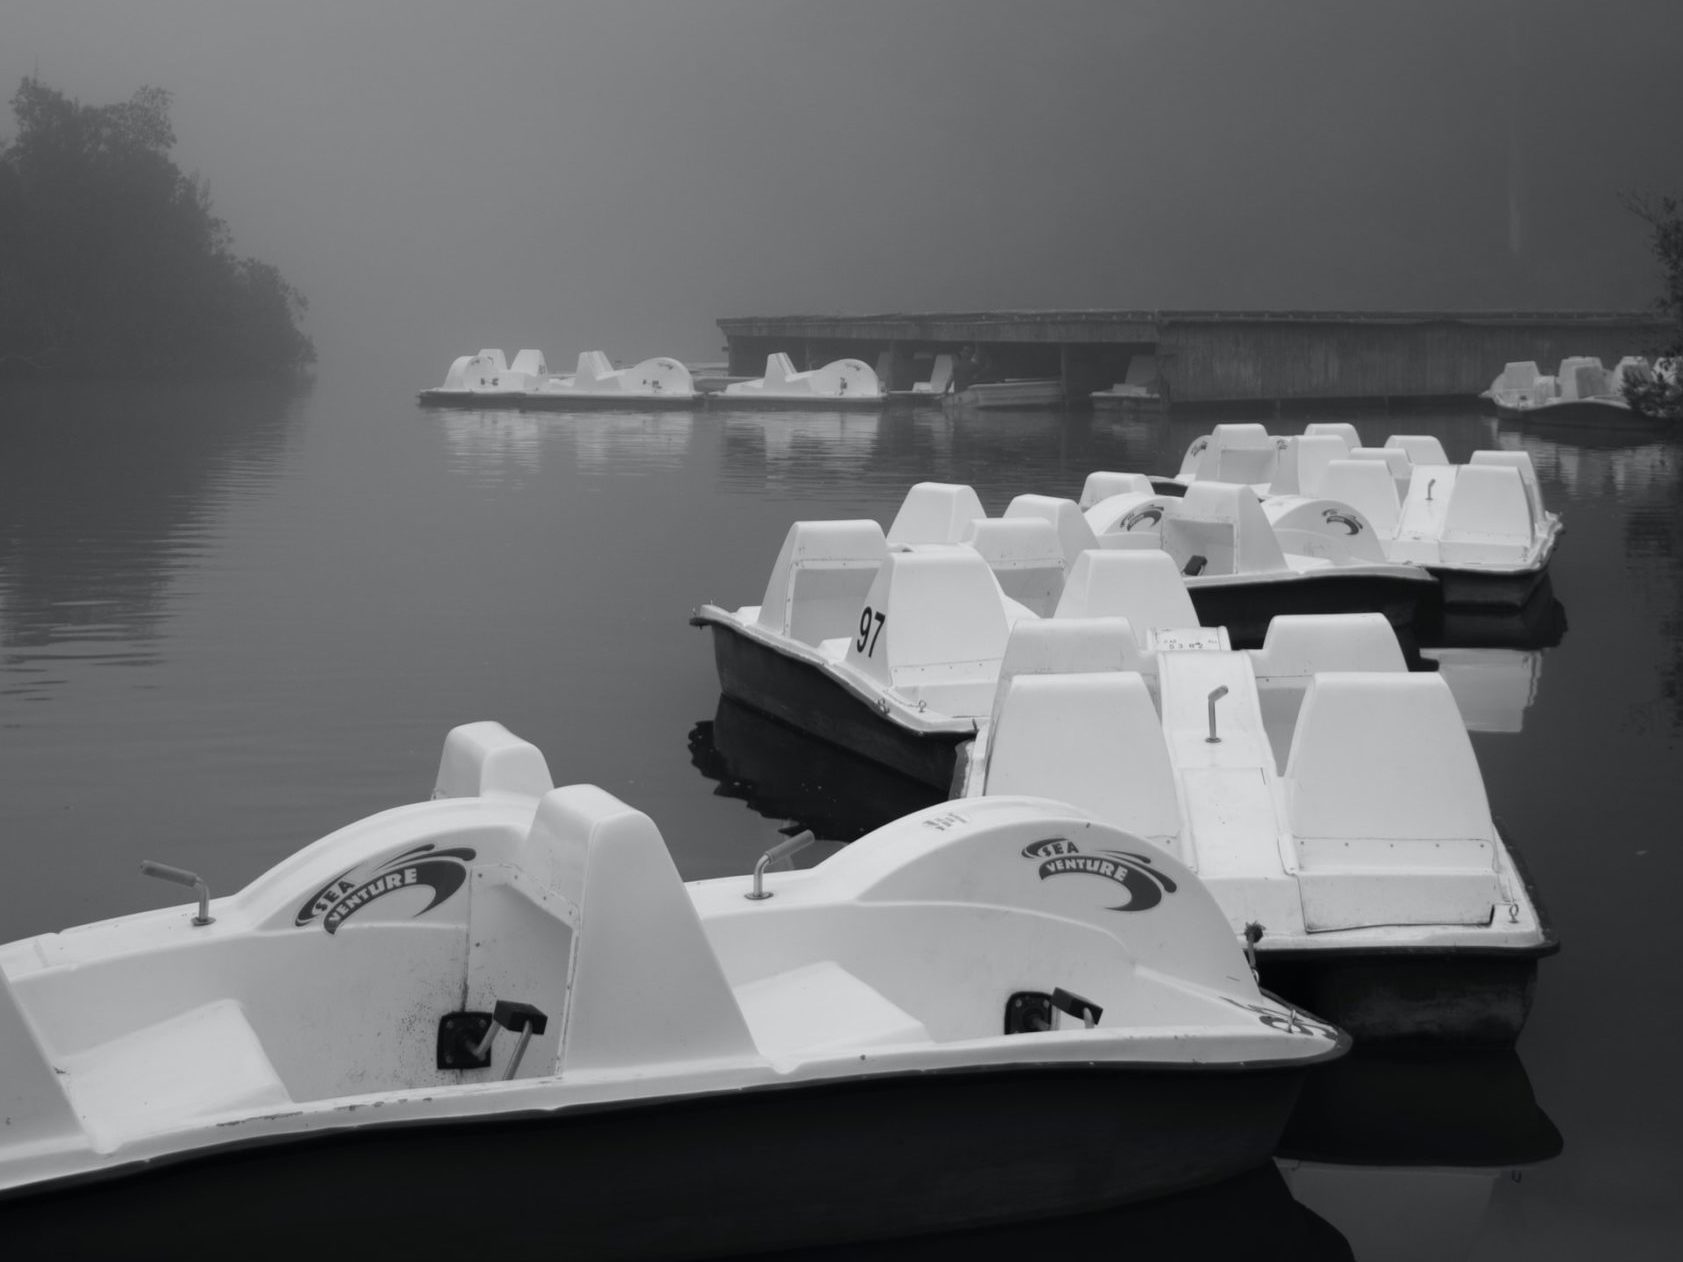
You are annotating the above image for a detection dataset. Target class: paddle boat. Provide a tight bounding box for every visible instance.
[689,489,1427,788]
[942,378,1065,410]
[718,352,884,407]
[1480,355,1658,423]
[0,722,1345,1254]
[886,352,956,402]
[524,351,696,408]
[1091,353,1168,413]
[417,347,552,405]
[419,349,697,408]
[954,619,1556,1044]
[1138,424,1563,607]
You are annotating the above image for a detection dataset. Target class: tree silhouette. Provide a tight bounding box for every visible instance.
[1621,192,1683,419]
[0,78,313,378]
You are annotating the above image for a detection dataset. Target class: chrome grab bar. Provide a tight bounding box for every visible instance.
[1206,685,1229,744]
[746,830,816,901]
[140,860,214,927]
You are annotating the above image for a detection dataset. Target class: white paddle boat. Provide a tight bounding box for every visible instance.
[0,722,1345,1254]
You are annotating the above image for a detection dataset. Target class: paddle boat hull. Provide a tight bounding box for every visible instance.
[693,608,971,791]
[419,351,699,409]
[943,379,1065,410]
[0,1058,1324,1258]
[1185,569,1434,648]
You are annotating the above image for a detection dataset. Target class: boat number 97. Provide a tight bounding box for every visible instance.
[856,606,887,656]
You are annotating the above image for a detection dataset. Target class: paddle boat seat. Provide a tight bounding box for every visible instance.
[887,482,987,545]
[1004,494,1099,570]
[962,517,1065,616]
[1267,435,1350,497]
[1078,471,1154,509]
[983,672,1182,854]
[1286,674,1500,931]
[753,520,888,646]
[734,961,929,1057]
[1161,483,1289,577]
[1052,550,1217,650]
[1384,435,1449,467]
[1318,458,1402,538]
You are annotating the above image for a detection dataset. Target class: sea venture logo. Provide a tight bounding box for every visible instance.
[1022,837,1176,912]
[295,843,476,934]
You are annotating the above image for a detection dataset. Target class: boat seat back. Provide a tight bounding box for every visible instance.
[509,348,548,378]
[962,517,1065,617]
[984,673,1182,847]
[1302,421,1360,450]
[1249,614,1406,772]
[1440,464,1535,564]
[1163,482,1287,576]
[1384,435,1449,466]
[1267,435,1348,496]
[1468,449,1547,524]
[571,350,616,388]
[844,548,1012,694]
[991,616,1149,733]
[925,352,954,393]
[1318,458,1401,537]
[1495,361,1540,391]
[439,354,473,391]
[1556,356,1609,400]
[1079,471,1154,509]
[433,721,555,801]
[887,482,986,545]
[1004,494,1098,570]
[1053,550,1200,641]
[1213,444,1279,485]
[1179,423,1273,481]
[761,352,798,389]
[1285,674,1499,930]
[531,786,756,1073]
[1348,446,1412,490]
[756,520,888,645]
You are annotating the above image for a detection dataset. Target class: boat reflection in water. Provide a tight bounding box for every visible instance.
[1422,574,1566,734]
[768,1160,1351,1260]
[688,696,942,844]
[1277,1049,1561,1262]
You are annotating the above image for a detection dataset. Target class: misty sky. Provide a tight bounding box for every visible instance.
[5,0,1682,373]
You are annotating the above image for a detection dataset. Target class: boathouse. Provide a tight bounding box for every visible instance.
[717,310,1671,407]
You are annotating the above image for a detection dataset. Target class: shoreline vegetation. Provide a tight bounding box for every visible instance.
[0,78,313,381]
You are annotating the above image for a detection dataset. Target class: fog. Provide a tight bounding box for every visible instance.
[6,0,1682,374]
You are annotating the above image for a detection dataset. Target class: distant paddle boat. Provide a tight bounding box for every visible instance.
[418,349,697,408]
[718,353,884,407]
[942,378,1065,410]
[1480,355,1657,423]
[0,722,1345,1253]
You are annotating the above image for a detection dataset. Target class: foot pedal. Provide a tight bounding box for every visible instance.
[1004,988,1103,1034]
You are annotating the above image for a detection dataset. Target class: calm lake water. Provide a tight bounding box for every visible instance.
[2,370,1679,1258]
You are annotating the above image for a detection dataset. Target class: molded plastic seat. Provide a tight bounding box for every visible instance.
[1302,422,1359,450]
[1162,483,1288,575]
[434,722,555,801]
[1053,550,1200,637]
[1318,458,1401,538]
[1285,674,1499,930]
[1440,464,1535,564]
[962,518,1065,617]
[1384,435,1449,466]
[1004,495,1098,569]
[1268,435,1349,497]
[734,962,929,1056]
[1079,471,1155,509]
[991,617,1150,733]
[984,672,1181,846]
[755,520,888,645]
[888,483,987,545]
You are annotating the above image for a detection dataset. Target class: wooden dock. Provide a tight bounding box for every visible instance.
[717,309,1671,407]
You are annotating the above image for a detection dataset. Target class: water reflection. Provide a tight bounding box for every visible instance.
[688,696,942,844]
[1277,1050,1561,1261]
[0,380,306,697]
[438,408,696,485]
[770,1161,1350,1260]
